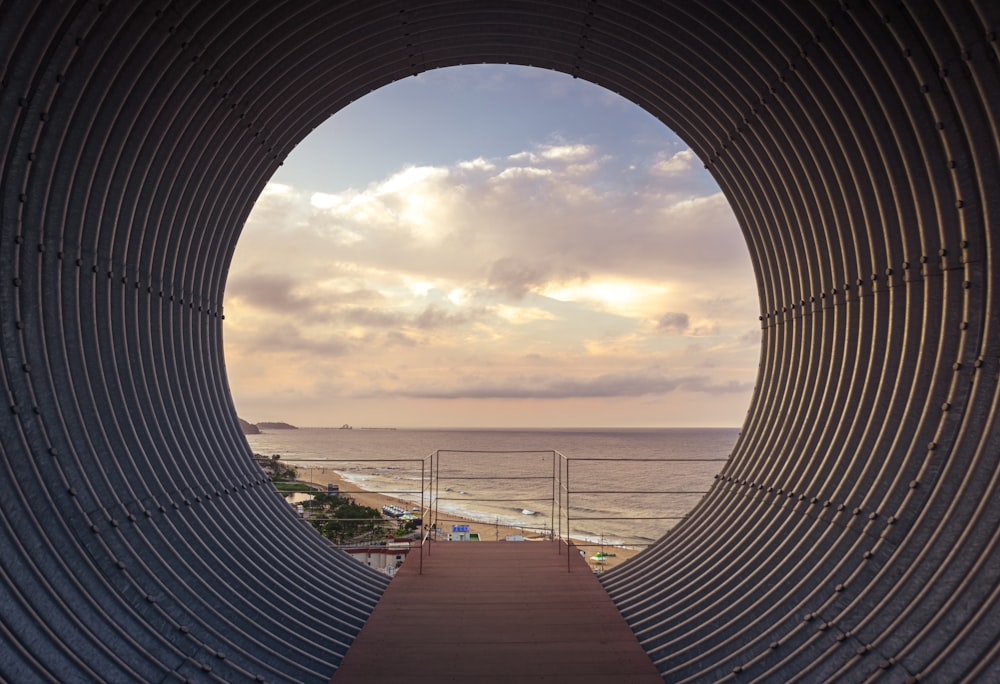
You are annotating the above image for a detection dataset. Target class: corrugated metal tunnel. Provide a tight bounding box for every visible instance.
[1,1,998,681]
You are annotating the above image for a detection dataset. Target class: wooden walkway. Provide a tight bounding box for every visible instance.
[331,541,661,683]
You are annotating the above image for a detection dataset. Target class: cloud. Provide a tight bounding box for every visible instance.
[227,135,759,426]
[414,304,479,330]
[657,312,690,334]
[487,257,555,299]
[234,324,353,357]
[653,148,697,176]
[363,370,753,400]
[225,273,313,313]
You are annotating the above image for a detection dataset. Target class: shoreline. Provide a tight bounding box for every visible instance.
[293,464,641,572]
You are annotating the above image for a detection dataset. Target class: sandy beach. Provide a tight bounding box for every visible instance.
[295,464,640,572]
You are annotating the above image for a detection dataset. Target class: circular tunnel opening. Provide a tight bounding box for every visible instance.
[223,63,759,561]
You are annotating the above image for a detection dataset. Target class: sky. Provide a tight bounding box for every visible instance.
[223,65,760,429]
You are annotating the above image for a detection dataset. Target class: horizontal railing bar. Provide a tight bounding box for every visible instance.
[282,458,427,463]
[568,516,688,521]
[436,497,554,503]
[436,449,556,454]
[563,457,728,462]
[298,517,389,522]
[435,476,553,481]
[566,490,709,495]
[287,489,424,496]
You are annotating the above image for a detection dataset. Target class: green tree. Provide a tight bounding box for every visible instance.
[305,494,387,544]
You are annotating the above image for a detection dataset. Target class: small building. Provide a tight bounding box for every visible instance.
[343,542,411,577]
[449,525,471,541]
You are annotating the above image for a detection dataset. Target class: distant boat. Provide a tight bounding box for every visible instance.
[339,424,352,429]
[522,509,538,516]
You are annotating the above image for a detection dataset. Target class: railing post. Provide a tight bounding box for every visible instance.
[419,456,425,573]
[550,450,557,549]
[566,457,571,573]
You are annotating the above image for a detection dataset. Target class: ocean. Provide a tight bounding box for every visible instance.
[245,427,737,548]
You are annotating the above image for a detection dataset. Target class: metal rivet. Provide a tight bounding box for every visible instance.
[868,511,878,520]
[910,480,919,489]
[927,441,937,450]
[942,402,951,411]
[953,362,962,370]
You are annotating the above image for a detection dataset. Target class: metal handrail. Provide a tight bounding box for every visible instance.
[558,454,726,572]
[282,452,725,575]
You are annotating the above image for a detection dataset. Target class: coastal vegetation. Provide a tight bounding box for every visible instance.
[302,494,388,545]
[256,421,298,430]
[255,453,298,482]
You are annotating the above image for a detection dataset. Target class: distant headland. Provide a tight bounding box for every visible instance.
[238,418,298,434]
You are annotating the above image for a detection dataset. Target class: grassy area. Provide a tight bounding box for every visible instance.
[274,481,315,493]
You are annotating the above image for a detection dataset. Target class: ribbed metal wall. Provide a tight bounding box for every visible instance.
[0,1,997,681]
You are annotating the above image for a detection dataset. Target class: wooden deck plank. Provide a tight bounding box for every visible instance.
[331,542,661,682]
